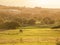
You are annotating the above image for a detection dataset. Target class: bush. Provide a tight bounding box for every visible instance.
[41,17,55,25]
[27,19,36,26]
[1,21,20,29]
[51,25,60,29]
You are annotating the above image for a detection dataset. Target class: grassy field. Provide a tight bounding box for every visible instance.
[0,27,60,45]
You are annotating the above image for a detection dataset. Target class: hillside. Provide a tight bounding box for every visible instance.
[0,5,60,20]
[0,5,60,28]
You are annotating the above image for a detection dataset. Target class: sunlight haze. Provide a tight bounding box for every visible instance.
[0,0,60,8]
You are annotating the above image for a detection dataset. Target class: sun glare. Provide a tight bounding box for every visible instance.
[22,0,48,8]
[0,0,60,8]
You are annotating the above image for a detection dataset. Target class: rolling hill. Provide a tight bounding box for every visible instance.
[0,5,60,25]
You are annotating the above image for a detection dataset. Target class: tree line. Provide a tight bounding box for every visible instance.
[0,16,56,29]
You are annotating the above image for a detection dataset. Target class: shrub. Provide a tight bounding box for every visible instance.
[27,19,36,25]
[41,17,55,25]
[1,21,20,29]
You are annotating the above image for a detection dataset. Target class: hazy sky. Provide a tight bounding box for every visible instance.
[0,0,60,8]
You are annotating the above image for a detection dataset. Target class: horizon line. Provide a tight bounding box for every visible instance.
[0,4,60,9]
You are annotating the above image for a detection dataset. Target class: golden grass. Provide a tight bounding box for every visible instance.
[0,28,59,45]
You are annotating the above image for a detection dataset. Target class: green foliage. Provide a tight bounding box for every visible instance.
[22,18,28,26]
[41,17,55,25]
[27,19,36,26]
[1,21,20,29]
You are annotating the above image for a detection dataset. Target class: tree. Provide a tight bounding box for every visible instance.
[27,19,36,25]
[22,18,28,26]
[1,21,20,29]
[14,18,23,26]
[41,17,55,25]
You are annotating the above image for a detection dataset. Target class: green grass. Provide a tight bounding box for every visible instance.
[0,28,59,45]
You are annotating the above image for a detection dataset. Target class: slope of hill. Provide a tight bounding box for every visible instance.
[0,5,60,25]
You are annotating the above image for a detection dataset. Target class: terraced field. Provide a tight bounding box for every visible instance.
[0,28,60,45]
